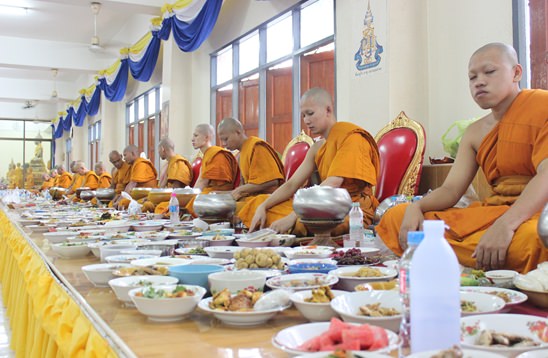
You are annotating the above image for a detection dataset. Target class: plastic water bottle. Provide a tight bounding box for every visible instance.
[410,220,460,353]
[168,192,180,224]
[398,231,425,357]
[348,202,364,247]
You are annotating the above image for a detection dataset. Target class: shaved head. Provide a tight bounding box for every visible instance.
[217,117,246,151]
[301,87,334,108]
[123,144,140,164]
[218,117,243,132]
[195,124,215,138]
[95,161,105,172]
[159,137,175,151]
[470,42,518,67]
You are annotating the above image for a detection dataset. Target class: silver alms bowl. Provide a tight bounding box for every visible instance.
[539,202,548,248]
[80,190,96,201]
[293,186,352,221]
[95,188,116,203]
[193,192,236,219]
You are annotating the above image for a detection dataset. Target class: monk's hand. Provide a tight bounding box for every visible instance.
[398,203,424,251]
[249,204,267,232]
[231,187,246,201]
[269,213,297,234]
[472,219,513,270]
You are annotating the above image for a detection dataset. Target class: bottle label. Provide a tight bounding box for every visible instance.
[399,268,407,294]
[169,205,178,213]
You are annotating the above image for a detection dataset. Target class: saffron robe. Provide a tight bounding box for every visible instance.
[185,146,239,216]
[98,173,112,189]
[82,171,100,190]
[377,89,548,273]
[67,174,84,195]
[56,172,73,188]
[150,155,193,214]
[41,178,55,191]
[130,158,158,188]
[112,162,131,194]
[238,122,380,236]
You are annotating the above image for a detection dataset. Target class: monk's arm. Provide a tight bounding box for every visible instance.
[124,181,137,193]
[193,168,209,190]
[474,159,548,270]
[169,180,185,188]
[232,179,280,200]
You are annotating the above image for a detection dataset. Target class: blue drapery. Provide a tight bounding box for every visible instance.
[73,99,87,127]
[98,59,129,102]
[61,111,72,131]
[129,32,161,82]
[53,119,64,139]
[161,0,222,52]
[87,86,101,116]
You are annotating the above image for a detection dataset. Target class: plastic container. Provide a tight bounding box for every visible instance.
[398,231,424,357]
[168,192,180,224]
[348,202,363,247]
[410,220,460,353]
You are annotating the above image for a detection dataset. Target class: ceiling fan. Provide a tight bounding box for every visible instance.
[51,68,59,100]
[90,2,102,52]
[22,100,37,109]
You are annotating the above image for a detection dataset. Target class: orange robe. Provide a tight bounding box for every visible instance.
[152,155,193,214]
[41,178,55,191]
[185,146,239,216]
[377,89,548,273]
[118,158,157,209]
[235,136,285,213]
[56,172,73,188]
[238,122,380,236]
[82,171,100,190]
[112,162,131,194]
[67,174,84,195]
[98,173,112,189]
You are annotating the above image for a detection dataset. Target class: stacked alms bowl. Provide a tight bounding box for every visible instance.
[293,186,352,221]
[193,192,236,220]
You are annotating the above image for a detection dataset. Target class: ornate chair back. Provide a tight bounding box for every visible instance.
[190,154,202,187]
[281,131,314,181]
[374,111,426,202]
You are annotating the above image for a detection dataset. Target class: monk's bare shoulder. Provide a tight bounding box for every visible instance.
[467,113,497,152]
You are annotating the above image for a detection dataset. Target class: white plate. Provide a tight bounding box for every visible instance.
[168,231,201,239]
[461,314,548,356]
[203,246,244,259]
[130,257,193,267]
[266,273,339,291]
[272,321,399,356]
[516,348,548,357]
[460,291,506,316]
[131,221,164,232]
[285,248,333,260]
[105,254,157,264]
[407,349,505,358]
[198,297,290,326]
[460,286,528,307]
[328,266,398,291]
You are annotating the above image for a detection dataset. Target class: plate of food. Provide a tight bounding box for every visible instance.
[460,286,527,308]
[168,230,201,239]
[266,273,339,291]
[328,266,398,291]
[286,247,334,260]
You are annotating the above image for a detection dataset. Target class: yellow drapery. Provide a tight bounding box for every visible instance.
[0,209,118,357]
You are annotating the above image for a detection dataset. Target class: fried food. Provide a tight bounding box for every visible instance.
[358,303,399,317]
[342,267,383,278]
[305,286,335,303]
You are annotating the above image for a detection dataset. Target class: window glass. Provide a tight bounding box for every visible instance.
[25,121,52,139]
[137,97,145,120]
[217,46,233,85]
[0,120,24,138]
[128,102,135,124]
[301,0,334,47]
[239,32,259,75]
[268,59,293,70]
[267,14,293,62]
[147,92,156,116]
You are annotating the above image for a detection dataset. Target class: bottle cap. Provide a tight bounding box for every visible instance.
[352,202,359,207]
[171,192,177,197]
[407,231,424,246]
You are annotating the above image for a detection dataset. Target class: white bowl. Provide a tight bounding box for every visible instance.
[461,314,548,356]
[100,244,137,262]
[290,289,346,322]
[108,275,179,306]
[460,286,528,310]
[266,273,339,291]
[131,221,164,232]
[235,238,272,248]
[208,270,267,295]
[485,270,518,288]
[82,263,132,287]
[329,266,398,291]
[330,290,402,332]
[130,257,193,267]
[516,349,548,358]
[285,248,334,260]
[459,291,506,316]
[407,349,505,358]
[167,231,201,239]
[102,221,132,233]
[42,230,75,244]
[51,242,91,258]
[270,234,296,247]
[204,246,244,259]
[129,284,206,322]
[209,222,231,230]
[272,321,400,356]
[27,224,55,233]
[105,254,157,264]
[198,296,290,326]
[197,235,235,247]
[120,249,162,257]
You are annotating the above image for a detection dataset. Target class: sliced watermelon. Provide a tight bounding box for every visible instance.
[342,324,374,350]
[297,335,322,352]
[368,325,389,350]
[334,339,361,351]
[326,318,354,343]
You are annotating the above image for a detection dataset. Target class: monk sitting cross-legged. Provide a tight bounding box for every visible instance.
[66,161,83,195]
[141,137,193,214]
[95,161,112,188]
[54,164,72,189]
[185,124,239,216]
[40,173,55,191]
[217,117,284,214]
[108,150,132,207]
[239,87,380,237]
[376,43,548,273]
[117,145,158,210]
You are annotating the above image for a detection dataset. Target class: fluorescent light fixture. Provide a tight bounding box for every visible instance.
[0,4,29,16]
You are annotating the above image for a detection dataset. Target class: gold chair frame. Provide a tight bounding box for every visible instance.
[281,130,314,164]
[374,111,426,196]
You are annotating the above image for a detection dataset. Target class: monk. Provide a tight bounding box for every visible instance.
[55,164,73,189]
[109,150,132,207]
[40,173,55,191]
[66,161,84,195]
[217,117,284,213]
[50,169,58,186]
[185,124,239,216]
[13,163,24,189]
[24,166,34,190]
[95,162,112,188]
[117,145,158,210]
[142,137,193,214]
[240,88,380,237]
[376,43,548,273]
[74,161,99,190]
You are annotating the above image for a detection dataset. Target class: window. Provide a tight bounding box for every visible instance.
[210,0,335,154]
[126,86,161,168]
[88,120,101,170]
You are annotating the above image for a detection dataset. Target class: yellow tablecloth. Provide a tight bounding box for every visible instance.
[0,209,117,357]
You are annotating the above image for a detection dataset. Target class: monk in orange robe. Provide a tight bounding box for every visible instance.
[50,169,58,187]
[55,165,72,188]
[117,145,158,210]
[40,173,55,191]
[185,124,239,216]
[74,161,99,190]
[377,43,548,273]
[143,137,193,214]
[217,117,284,214]
[239,88,380,237]
[106,151,131,207]
[24,166,34,190]
[94,162,112,188]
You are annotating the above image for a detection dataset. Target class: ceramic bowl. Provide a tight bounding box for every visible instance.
[290,289,346,322]
[208,270,267,295]
[42,230,75,244]
[197,235,235,247]
[99,244,137,262]
[51,241,91,258]
[288,263,338,274]
[459,286,528,310]
[105,254,157,264]
[102,221,132,233]
[293,186,352,221]
[235,238,272,248]
[108,275,179,306]
[129,284,206,322]
[131,221,164,232]
[204,246,244,259]
[459,291,506,316]
[82,263,132,287]
[266,273,339,291]
[516,349,548,358]
[168,264,224,288]
[198,296,290,326]
[485,270,518,288]
[329,266,398,291]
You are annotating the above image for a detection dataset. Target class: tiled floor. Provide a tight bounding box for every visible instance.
[0,287,15,358]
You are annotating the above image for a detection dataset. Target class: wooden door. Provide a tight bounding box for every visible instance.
[137,121,145,154]
[129,124,135,146]
[147,116,155,162]
[239,79,259,139]
[215,89,233,145]
[300,50,335,135]
[266,67,293,154]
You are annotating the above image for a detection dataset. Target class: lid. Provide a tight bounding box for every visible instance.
[352,202,360,207]
[407,231,424,246]
[170,192,177,197]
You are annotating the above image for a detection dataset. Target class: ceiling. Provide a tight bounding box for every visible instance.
[0,0,167,120]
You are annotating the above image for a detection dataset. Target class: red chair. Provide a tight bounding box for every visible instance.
[190,154,202,187]
[281,131,314,181]
[374,111,426,202]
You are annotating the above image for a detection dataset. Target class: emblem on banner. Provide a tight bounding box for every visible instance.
[354,1,383,71]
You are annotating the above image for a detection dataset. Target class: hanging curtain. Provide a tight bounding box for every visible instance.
[98,59,128,102]
[125,31,162,82]
[73,99,87,127]
[53,116,64,139]
[161,0,222,52]
[86,85,101,116]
